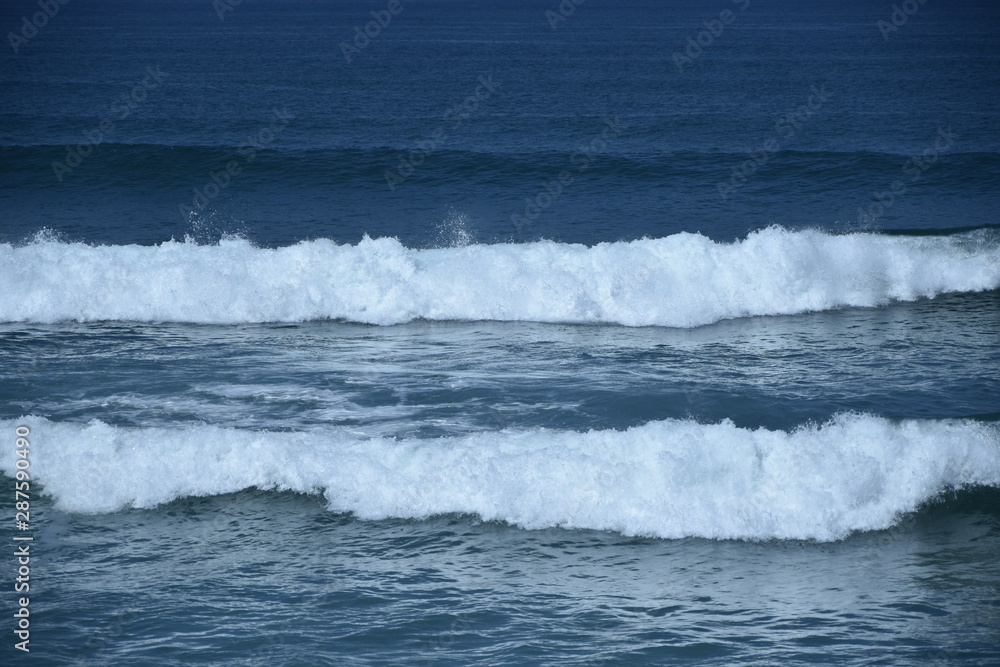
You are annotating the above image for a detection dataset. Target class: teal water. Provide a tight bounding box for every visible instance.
[19,488,1000,666]
[1,0,999,664]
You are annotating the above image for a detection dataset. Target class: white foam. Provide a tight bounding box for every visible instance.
[1,227,998,326]
[4,414,998,541]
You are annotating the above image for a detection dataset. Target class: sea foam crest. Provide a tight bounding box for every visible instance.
[1,227,998,326]
[3,414,998,541]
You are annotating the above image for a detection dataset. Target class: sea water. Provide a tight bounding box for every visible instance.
[1,0,998,664]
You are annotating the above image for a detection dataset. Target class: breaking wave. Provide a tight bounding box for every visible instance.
[4,414,998,541]
[1,226,998,326]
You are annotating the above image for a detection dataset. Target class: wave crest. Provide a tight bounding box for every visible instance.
[3,414,998,541]
[1,226,997,326]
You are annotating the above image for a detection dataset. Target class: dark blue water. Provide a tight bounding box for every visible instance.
[2,0,999,664]
[3,0,1000,248]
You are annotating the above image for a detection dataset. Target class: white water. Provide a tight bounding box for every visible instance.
[2,227,998,326]
[4,414,998,541]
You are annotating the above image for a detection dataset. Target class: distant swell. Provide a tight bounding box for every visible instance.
[3,414,999,541]
[1,226,998,326]
[3,145,999,188]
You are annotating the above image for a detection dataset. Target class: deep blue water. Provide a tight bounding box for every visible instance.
[1,0,999,664]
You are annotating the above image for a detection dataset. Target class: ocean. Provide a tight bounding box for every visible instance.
[1,0,999,664]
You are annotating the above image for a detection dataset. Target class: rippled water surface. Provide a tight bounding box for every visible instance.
[2,0,999,664]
